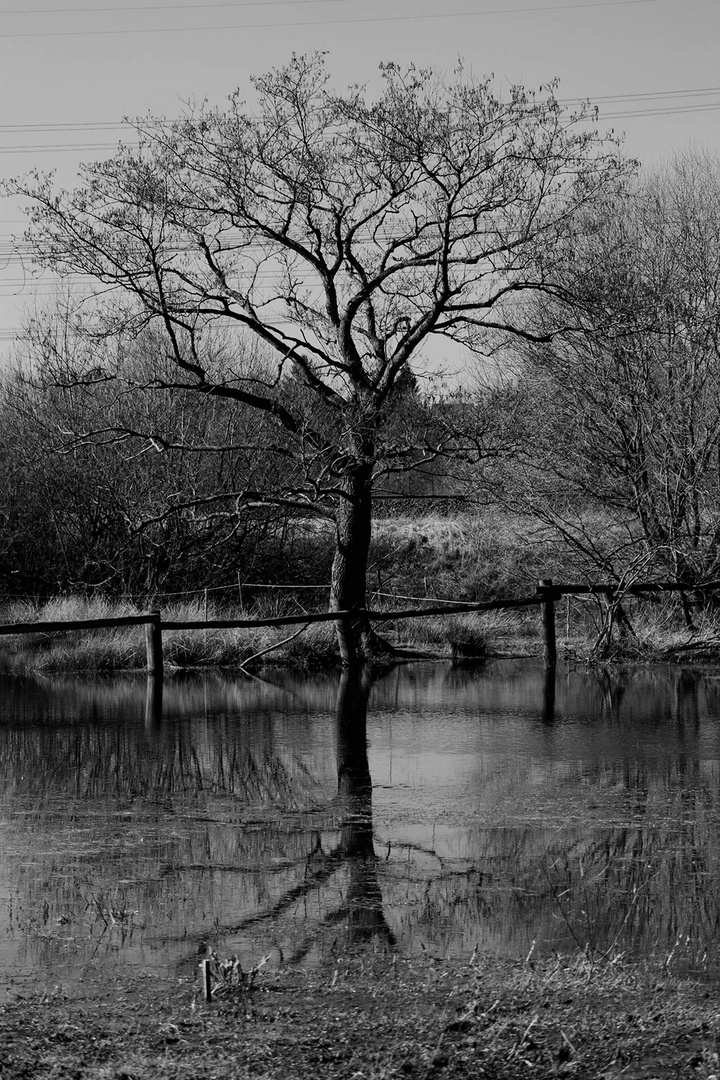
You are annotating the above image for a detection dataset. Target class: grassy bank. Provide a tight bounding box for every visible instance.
[2,952,719,1079]
[1,513,716,673]
[2,593,716,674]
[0,594,548,674]
[0,588,534,675]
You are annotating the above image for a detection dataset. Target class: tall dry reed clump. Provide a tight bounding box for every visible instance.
[0,596,147,673]
[0,595,343,674]
[392,609,535,657]
[162,598,283,669]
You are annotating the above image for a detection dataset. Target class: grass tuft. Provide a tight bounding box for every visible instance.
[281,622,339,668]
[445,613,488,659]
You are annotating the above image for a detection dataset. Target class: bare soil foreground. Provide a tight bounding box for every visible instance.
[2,954,720,1080]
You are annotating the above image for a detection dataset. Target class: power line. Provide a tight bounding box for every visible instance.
[0,107,717,157]
[601,103,720,120]
[4,0,348,12]
[0,98,717,159]
[0,122,132,132]
[564,87,720,104]
[0,84,716,153]
[0,142,137,154]
[1,88,715,133]
[0,0,664,38]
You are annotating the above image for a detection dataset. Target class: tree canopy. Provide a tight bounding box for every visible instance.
[7,53,633,664]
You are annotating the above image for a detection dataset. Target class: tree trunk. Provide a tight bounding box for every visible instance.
[329,454,392,669]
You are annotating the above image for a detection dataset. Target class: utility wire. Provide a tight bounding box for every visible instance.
[0,86,717,133]
[601,103,720,120]
[0,103,717,156]
[0,0,664,38]
[0,86,717,153]
[561,87,720,103]
[0,143,137,154]
[4,0,350,12]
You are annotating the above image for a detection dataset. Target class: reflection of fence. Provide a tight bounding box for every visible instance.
[0,576,715,676]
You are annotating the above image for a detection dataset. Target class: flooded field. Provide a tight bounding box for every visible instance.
[2,660,720,1000]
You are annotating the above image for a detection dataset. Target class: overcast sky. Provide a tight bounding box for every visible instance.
[1,0,718,352]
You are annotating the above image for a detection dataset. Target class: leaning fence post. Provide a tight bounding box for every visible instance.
[537,579,557,669]
[145,610,163,678]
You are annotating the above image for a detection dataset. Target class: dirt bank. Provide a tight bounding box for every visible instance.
[1,953,719,1079]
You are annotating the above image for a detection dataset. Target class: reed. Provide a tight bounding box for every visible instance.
[0,594,346,674]
[396,608,533,658]
[0,596,267,674]
[281,622,339,668]
[0,596,144,673]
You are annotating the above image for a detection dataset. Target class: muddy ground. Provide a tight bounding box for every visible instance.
[1,953,719,1079]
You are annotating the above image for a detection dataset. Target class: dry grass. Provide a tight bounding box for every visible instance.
[397,608,535,658]
[0,596,147,673]
[370,512,548,603]
[556,592,720,663]
[161,599,275,668]
[1,952,719,1079]
[3,513,716,671]
[281,621,339,668]
[0,595,342,674]
[628,604,720,659]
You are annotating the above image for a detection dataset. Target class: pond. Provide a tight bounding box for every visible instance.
[1,660,720,1001]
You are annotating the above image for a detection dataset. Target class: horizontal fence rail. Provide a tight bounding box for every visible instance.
[0,577,715,677]
[0,614,155,635]
[162,597,541,631]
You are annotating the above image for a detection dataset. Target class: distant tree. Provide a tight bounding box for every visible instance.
[8,54,631,664]
[2,333,298,597]
[506,152,720,594]
[0,375,58,594]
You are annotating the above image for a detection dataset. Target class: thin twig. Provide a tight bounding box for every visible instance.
[239,623,309,674]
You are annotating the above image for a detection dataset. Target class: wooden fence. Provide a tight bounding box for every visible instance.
[0,577,713,679]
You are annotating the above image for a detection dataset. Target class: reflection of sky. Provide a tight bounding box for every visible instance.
[3,661,720,995]
[366,663,720,921]
[370,661,720,763]
[0,829,10,901]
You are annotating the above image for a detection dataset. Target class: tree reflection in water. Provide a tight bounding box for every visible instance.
[230,670,395,961]
[4,664,720,991]
[332,671,394,951]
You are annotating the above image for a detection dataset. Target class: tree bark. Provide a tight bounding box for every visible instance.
[329,446,393,669]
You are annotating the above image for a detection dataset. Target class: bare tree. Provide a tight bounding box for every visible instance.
[7,54,631,664]
[506,152,720,600]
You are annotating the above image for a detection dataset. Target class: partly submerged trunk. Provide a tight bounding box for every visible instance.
[329,456,392,669]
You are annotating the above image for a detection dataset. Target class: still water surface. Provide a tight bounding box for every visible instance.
[1,660,720,999]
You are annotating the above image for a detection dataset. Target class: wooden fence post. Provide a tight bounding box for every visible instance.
[145,610,163,678]
[537,579,557,669]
